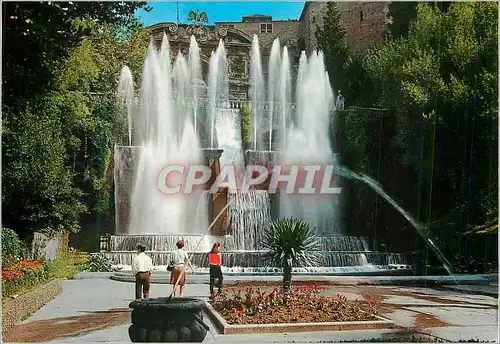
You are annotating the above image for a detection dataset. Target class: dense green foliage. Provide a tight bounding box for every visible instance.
[2,2,149,240]
[261,218,321,292]
[1,228,22,267]
[321,2,498,271]
[240,102,252,151]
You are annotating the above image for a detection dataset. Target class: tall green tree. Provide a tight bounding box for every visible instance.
[315,2,349,94]
[2,2,149,103]
[2,2,149,238]
[359,2,498,265]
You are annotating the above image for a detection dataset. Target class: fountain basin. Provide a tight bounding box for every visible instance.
[128,297,208,342]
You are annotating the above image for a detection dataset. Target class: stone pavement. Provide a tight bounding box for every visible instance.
[100,271,498,286]
[2,277,498,343]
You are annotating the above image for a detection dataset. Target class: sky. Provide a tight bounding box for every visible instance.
[136,2,306,26]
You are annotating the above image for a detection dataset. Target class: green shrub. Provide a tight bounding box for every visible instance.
[87,253,113,272]
[240,102,252,151]
[45,253,88,279]
[2,228,22,267]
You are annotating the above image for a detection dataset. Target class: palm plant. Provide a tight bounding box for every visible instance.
[261,218,321,293]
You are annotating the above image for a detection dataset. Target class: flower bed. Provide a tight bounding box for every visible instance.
[209,285,379,325]
[2,259,49,299]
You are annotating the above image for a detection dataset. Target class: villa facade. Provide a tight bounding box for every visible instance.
[148,1,390,100]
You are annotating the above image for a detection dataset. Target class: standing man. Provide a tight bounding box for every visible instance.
[132,244,153,299]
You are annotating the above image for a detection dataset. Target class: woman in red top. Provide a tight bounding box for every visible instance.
[208,242,223,296]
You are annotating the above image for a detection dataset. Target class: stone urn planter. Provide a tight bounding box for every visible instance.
[128,297,209,342]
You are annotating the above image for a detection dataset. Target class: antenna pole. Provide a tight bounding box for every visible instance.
[176,1,179,24]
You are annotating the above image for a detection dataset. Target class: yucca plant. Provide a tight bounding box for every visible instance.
[261,218,321,293]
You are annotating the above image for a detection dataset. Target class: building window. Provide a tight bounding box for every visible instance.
[360,11,363,22]
[260,23,272,33]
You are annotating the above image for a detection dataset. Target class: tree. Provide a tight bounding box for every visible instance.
[2,2,149,103]
[315,2,349,94]
[354,2,498,268]
[2,4,150,239]
[261,218,321,293]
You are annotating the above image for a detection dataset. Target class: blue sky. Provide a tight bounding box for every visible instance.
[137,2,306,26]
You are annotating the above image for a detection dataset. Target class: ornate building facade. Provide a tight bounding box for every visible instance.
[148,1,390,100]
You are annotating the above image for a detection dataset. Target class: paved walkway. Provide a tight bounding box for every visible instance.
[97,271,498,286]
[3,278,498,343]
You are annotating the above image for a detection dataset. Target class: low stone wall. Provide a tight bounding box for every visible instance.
[2,279,62,333]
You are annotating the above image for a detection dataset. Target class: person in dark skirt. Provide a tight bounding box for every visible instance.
[208,242,223,296]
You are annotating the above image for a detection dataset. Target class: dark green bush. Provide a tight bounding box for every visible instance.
[87,253,113,272]
[2,228,22,267]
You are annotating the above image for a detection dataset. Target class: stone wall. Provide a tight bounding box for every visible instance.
[2,279,62,333]
[337,1,390,55]
[300,1,389,56]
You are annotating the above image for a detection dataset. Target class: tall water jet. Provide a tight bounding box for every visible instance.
[267,38,281,151]
[188,36,202,135]
[117,66,135,146]
[123,35,207,235]
[278,46,292,151]
[172,51,190,142]
[208,39,229,149]
[249,35,264,151]
[294,51,308,127]
[278,51,340,235]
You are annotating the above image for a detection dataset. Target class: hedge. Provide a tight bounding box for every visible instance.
[2,261,49,299]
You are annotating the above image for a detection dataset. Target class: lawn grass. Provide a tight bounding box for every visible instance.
[45,252,88,279]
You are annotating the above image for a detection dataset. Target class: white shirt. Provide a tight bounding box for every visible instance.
[132,252,153,274]
[171,249,189,266]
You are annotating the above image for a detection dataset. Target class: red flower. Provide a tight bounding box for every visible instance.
[234,310,242,316]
